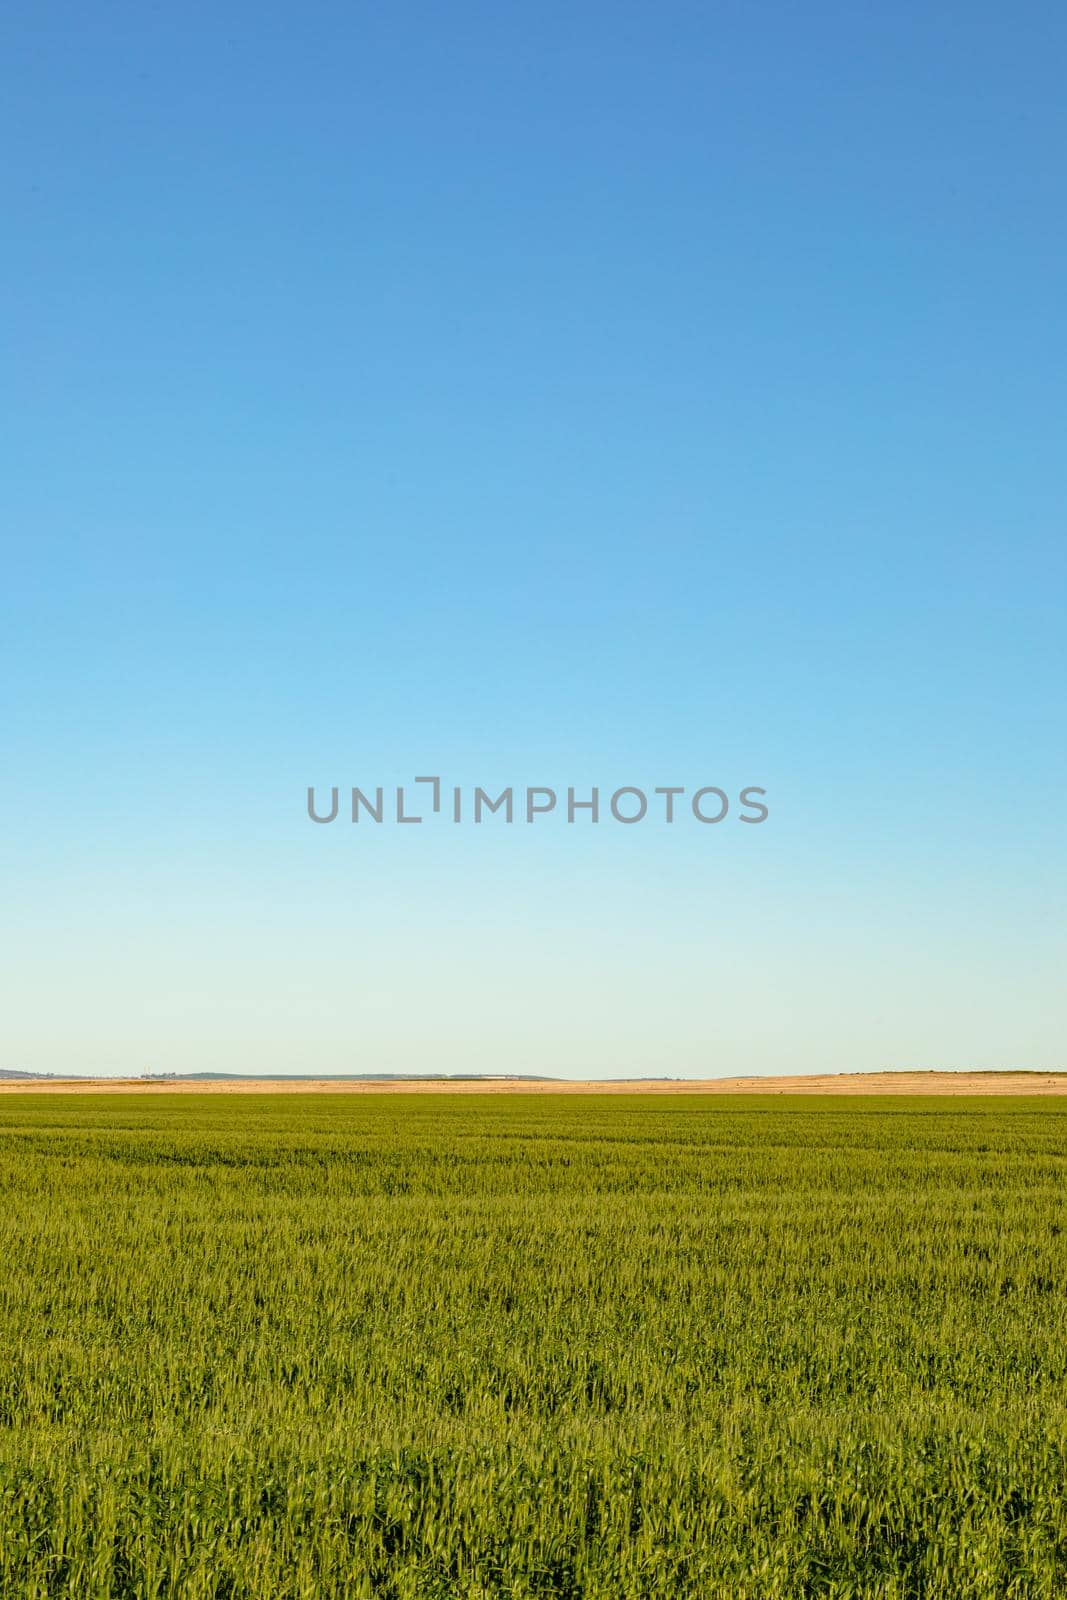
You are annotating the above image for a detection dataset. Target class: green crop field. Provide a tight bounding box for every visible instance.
[1,1095,1065,1599]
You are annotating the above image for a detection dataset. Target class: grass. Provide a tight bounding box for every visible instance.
[1,1094,1065,1597]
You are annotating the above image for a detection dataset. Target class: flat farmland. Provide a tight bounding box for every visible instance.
[3,1072,1067,1094]
[1,1095,1065,1598]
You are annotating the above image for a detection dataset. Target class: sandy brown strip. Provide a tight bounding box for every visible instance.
[0,1073,1065,1096]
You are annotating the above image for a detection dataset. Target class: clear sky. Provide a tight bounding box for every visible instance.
[3,2,1065,1078]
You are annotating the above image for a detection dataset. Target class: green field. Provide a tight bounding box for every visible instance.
[1,1095,1066,1599]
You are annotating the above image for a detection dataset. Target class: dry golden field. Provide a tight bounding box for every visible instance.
[2,1071,1065,1095]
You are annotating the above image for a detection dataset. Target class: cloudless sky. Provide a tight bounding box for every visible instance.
[2,1,1065,1077]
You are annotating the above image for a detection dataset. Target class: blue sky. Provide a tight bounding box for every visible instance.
[3,1,1064,1077]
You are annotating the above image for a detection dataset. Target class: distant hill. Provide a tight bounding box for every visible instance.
[0,1067,561,1083]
